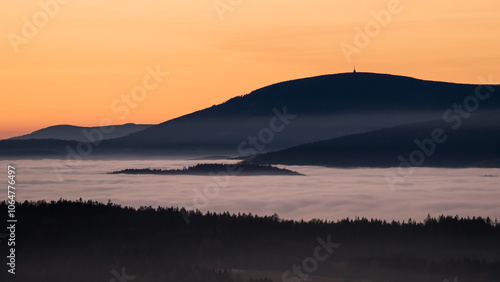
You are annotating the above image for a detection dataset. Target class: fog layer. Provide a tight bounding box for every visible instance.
[4,159,499,222]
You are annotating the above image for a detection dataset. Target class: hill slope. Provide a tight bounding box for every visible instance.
[252,111,500,168]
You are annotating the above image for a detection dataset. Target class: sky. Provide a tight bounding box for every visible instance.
[1,0,499,139]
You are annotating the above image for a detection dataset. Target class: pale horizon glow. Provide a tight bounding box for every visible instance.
[1,0,500,139]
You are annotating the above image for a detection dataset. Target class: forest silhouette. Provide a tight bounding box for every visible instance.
[1,199,498,281]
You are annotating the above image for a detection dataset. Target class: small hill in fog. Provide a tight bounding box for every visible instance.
[108,163,304,176]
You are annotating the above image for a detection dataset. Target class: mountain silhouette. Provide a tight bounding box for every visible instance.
[252,111,500,168]
[1,73,499,158]
[96,72,500,156]
[9,123,152,142]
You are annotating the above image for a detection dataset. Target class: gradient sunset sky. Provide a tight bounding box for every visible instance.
[1,0,499,139]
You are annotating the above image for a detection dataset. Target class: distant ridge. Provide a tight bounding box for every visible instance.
[9,123,152,142]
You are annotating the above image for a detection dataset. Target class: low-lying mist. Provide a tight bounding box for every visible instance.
[4,159,499,222]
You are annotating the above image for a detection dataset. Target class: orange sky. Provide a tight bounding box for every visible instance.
[1,0,499,139]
